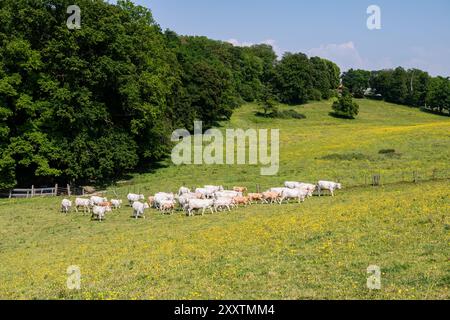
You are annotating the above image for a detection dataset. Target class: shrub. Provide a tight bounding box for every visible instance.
[331,89,360,119]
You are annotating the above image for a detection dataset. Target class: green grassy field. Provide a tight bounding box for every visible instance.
[122,99,450,195]
[0,99,449,300]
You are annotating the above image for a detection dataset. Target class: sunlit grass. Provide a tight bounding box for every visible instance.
[0,99,448,300]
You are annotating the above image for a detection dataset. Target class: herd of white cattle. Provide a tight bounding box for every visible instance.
[60,181,342,221]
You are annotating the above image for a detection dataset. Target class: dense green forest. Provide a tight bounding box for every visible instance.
[342,68,450,113]
[0,0,448,188]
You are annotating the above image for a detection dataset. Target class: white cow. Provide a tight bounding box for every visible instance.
[91,196,107,206]
[214,190,242,199]
[127,193,145,205]
[186,199,215,216]
[317,181,342,197]
[75,198,92,214]
[280,188,308,204]
[195,188,215,199]
[214,198,234,212]
[154,192,175,209]
[285,182,316,197]
[132,201,150,219]
[111,199,123,210]
[204,185,224,192]
[269,188,290,196]
[298,183,317,197]
[178,193,198,209]
[92,206,108,221]
[285,181,302,189]
[178,187,191,196]
[61,199,72,213]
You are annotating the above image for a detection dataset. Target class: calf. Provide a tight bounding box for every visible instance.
[99,201,112,208]
[147,196,155,208]
[262,192,280,204]
[159,200,176,215]
[90,196,107,206]
[248,193,264,204]
[233,196,250,207]
[154,193,175,209]
[233,186,247,193]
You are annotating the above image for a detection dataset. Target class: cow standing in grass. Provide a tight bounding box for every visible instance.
[317,181,342,197]
[127,193,144,206]
[132,202,150,219]
[61,199,72,214]
[75,198,92,214]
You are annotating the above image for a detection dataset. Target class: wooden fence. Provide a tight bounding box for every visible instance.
[7,184,89,199]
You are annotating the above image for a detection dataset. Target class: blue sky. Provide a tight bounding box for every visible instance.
[113,0,450,76]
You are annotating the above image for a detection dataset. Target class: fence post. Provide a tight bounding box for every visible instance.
[55,184,58,196]
[31,185,34,198]
[372,175,381,187]
[67,184,71,197]
[9,190,12,199]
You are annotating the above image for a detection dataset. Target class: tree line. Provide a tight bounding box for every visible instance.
[342,68,450,114]
[0,0,448,189]
[0,0,340,188]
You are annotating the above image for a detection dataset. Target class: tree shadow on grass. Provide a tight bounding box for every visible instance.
[329,112,356,120]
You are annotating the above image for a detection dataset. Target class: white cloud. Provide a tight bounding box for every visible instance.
[226,38,284,59]
[306,41,397,72]
[403,47,450,77]
[307,41,366,71]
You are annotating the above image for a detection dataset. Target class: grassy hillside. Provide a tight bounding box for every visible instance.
[121,99,449,194]
[0,99,448,300]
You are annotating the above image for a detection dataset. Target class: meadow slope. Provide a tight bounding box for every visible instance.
[124,99,450,194]
[0,99,449,300]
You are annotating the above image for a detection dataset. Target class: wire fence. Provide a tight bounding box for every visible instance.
[246,168,450,194]
[0,168,448,199]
